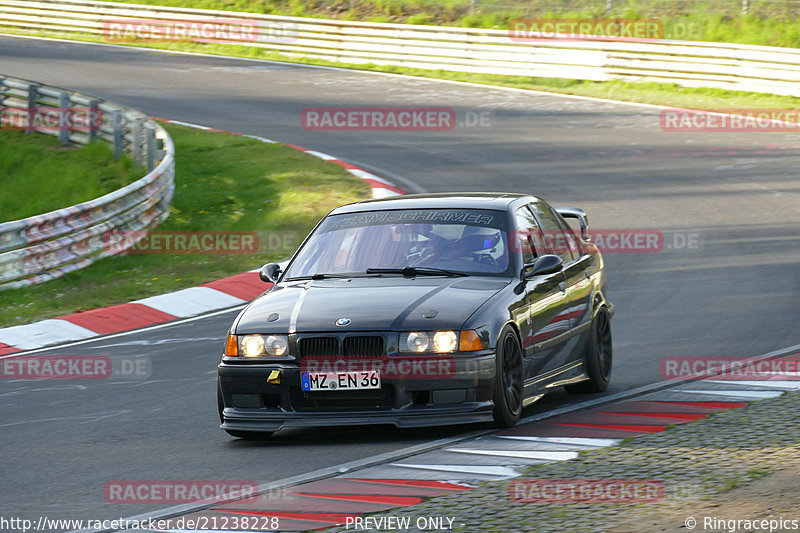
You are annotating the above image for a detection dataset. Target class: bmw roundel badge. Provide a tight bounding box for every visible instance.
[335,317,351,326]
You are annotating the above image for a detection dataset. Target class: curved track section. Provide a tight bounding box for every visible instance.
[1,35,799,527]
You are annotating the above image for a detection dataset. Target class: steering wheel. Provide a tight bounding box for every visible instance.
[474,252,498,266]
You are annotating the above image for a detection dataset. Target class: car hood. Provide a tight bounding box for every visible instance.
[235,276,510,333]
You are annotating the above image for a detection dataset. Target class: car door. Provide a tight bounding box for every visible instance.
[529,202,593,367]
[513,206,571,391]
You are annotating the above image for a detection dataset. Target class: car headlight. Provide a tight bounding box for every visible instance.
[234,334,289,357]
[405,332,430,352]
[264,335,289,356]
[401,331,457,353]
[241,335,266,357]
[433,331,458,352]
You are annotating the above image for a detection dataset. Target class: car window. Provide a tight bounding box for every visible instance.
[285,209,513,277]
[514,206,542,265]
[528,203,578,263]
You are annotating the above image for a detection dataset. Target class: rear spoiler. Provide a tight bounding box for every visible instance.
[555,207,589,240]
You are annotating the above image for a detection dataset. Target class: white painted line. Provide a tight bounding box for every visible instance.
[304,150,336,160]
[134,287,245,318]
[495,436,620,447]
[0,319,98,350]
[704,380,800,389]
[447,448,578,461]
[674,389,784,399]
[243,134,277,143]
[163,120,211,130]
[347,169,392,184]
[390,463,520,478]
[371,187,403,199]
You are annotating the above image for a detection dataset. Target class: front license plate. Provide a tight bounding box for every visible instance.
[300,370,381,391]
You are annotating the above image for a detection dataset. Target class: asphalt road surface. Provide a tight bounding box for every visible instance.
[1,35,799,527]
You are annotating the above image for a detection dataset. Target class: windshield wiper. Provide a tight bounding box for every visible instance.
[365,267,469,277]
[284,273,368,281]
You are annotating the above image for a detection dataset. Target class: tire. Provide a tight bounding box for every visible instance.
[492,326,524,427]
[566,307,612,394]
[224,430,275,440]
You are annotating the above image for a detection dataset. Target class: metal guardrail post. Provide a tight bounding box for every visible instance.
[58,91,70,145]
[0,73,176,291]
[113,109,123,161]
[132,117,143,166]
[89,99,99,142]
[146,124,155,171]
[26,83,38,134]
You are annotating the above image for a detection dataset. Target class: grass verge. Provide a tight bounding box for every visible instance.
[0,131,144,221]
[98,0,800,48]
[0,123,370,327]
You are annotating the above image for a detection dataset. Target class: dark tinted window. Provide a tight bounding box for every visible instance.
[284,209,513,277]
[513,206,543,265]
[529,203,577,263]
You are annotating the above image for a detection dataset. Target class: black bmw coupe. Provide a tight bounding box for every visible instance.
[217,193,613,439]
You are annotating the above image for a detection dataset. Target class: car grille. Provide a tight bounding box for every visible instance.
[290,385,395,411]
[297,336,385,357]
[298,337,339,357]
[343,336,384,356]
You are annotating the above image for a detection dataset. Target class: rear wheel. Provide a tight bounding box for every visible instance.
[566,307,612,393]
[492,326,524,427]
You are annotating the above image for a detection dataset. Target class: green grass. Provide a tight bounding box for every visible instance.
[0,131,144,221]
[92,0,800,48]
[0,123,370,327]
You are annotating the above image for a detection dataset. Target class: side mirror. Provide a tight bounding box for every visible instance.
[259,263,282,283]
[523,254,563,278]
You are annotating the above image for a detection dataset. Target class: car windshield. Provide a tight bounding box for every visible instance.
[284,208,512,278]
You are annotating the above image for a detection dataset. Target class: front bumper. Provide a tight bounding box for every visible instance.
[218,353,496,431]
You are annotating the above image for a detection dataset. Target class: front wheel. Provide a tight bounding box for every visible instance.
[492,326,524,427]
[566,307,612,394]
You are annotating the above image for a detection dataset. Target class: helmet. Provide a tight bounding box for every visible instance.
[459,226,502,254]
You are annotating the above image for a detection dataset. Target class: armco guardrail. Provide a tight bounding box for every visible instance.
[0,0,799,97]
[0,74,175,290]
